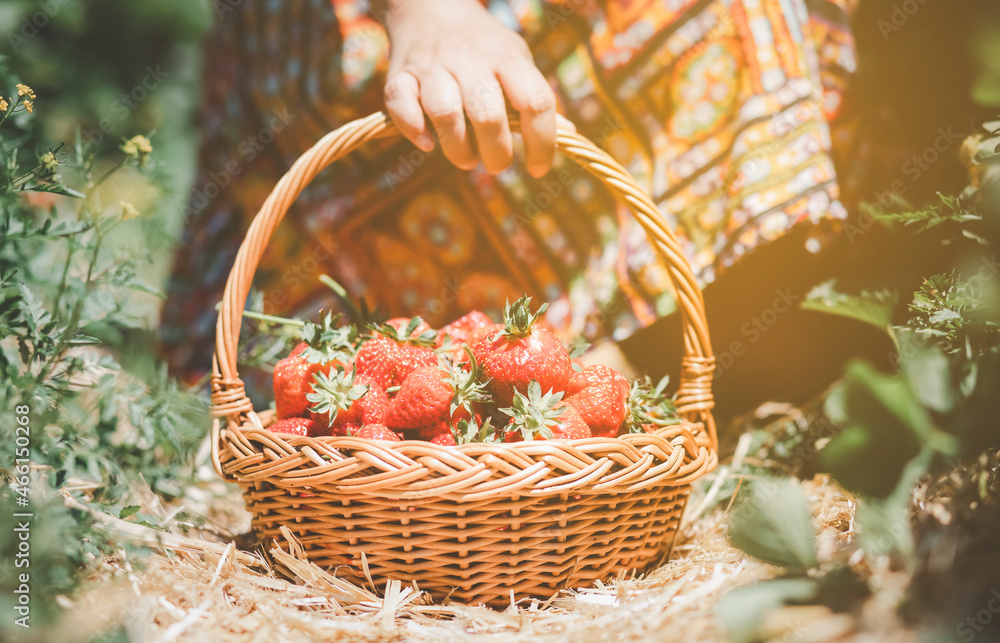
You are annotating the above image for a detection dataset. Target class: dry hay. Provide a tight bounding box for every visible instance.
[44,468,896,643]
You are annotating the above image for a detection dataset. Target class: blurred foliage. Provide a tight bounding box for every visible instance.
[0,64,209,639]
[0,0,210,280]
[721,122,1000,642]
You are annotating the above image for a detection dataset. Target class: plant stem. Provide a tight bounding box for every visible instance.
[213,302,305,327]
[319,274,365,324]
[91,158,126,189]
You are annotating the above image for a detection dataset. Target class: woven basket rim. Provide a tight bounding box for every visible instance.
[215,410,717,499]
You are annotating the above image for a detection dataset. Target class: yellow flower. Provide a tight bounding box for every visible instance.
[0,98,8,112]
[40,152,59,172]
[120,201,140,221]
[120,135,153,167]
[16,84,36,99]
[23,100,33,113]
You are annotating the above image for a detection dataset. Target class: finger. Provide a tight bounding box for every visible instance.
[458,73,513,174]
[556,113,577,134]
[384,71,434,151]
[498,63,557,178]
[419,72,478,170]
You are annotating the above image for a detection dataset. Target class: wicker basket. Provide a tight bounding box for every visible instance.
[209,112,718,607]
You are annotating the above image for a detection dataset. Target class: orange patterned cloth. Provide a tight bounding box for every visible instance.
[163,0,856,377]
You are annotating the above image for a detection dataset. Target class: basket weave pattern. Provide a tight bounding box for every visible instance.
[209,113,718,606]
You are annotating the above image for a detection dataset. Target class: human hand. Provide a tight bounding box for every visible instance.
[381,0,557,177]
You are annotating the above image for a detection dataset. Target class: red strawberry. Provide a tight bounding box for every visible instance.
[336,422,360,438]
[354,336,400,390]
[624,375,681,434]
[352,423,402,441]
[430,431,457,446]
[385,366,454,429]
[500,380,591,441]
[273,354,322,419]
[473,296,571,406]
[267,417,318,437]
[438,310,497,360]
[276,312,357,418]
[307,367,390,435]
[385,317,432,337]
[411,420,451,442]
[355,317,438,390]
[385,349,491,432]
[565,365,630,437]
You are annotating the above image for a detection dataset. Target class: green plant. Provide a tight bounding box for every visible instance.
[0,72,208,635]
[720,124,1000,642]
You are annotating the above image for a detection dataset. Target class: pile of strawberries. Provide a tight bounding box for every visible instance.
[267,296,680,444]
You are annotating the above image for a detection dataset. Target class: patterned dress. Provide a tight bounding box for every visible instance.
[162,0,856,378]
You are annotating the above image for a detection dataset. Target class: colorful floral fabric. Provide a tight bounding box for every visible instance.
[162,0,856,377]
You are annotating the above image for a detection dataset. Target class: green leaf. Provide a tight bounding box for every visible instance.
[728,478,818,572]
[717,578,819,643]
[819,361,949,498]
[898,336,955,414]
[23,183,86,198]
[802,281,897,341]
[119,505,141,519]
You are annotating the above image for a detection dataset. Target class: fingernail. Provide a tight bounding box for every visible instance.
[416,135,434,151]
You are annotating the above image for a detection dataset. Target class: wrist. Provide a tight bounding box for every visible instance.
[381,0,486,34]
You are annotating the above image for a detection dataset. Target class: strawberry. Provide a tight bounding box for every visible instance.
[385,367,454,429]
[385,350,490,431]
[438,310,497,360]
[473,296,571,406]
[385,317,432,337]
[267,417,318,437]
[337,422,361,437]
[564,365,630,437]
[355,317,438,390]
[273,354,323,419]
[411,420,451,442]
[625,375,681,434]
[430,431,457,446]
[500,380,591,441]
[274,313,357,418]
[351,423,403,441]
[307,367,389,435]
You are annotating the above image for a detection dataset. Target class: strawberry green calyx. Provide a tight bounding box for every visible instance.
[454,416,499,444]
[306,365,369,427]
[299,311,356,364]
[447,346,492,418]
[626,375,681,433]
[500,380,564,440]
[502,296,548,339]
[369,316,438,347]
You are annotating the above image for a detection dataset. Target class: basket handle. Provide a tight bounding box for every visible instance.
[210,112,717,450]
